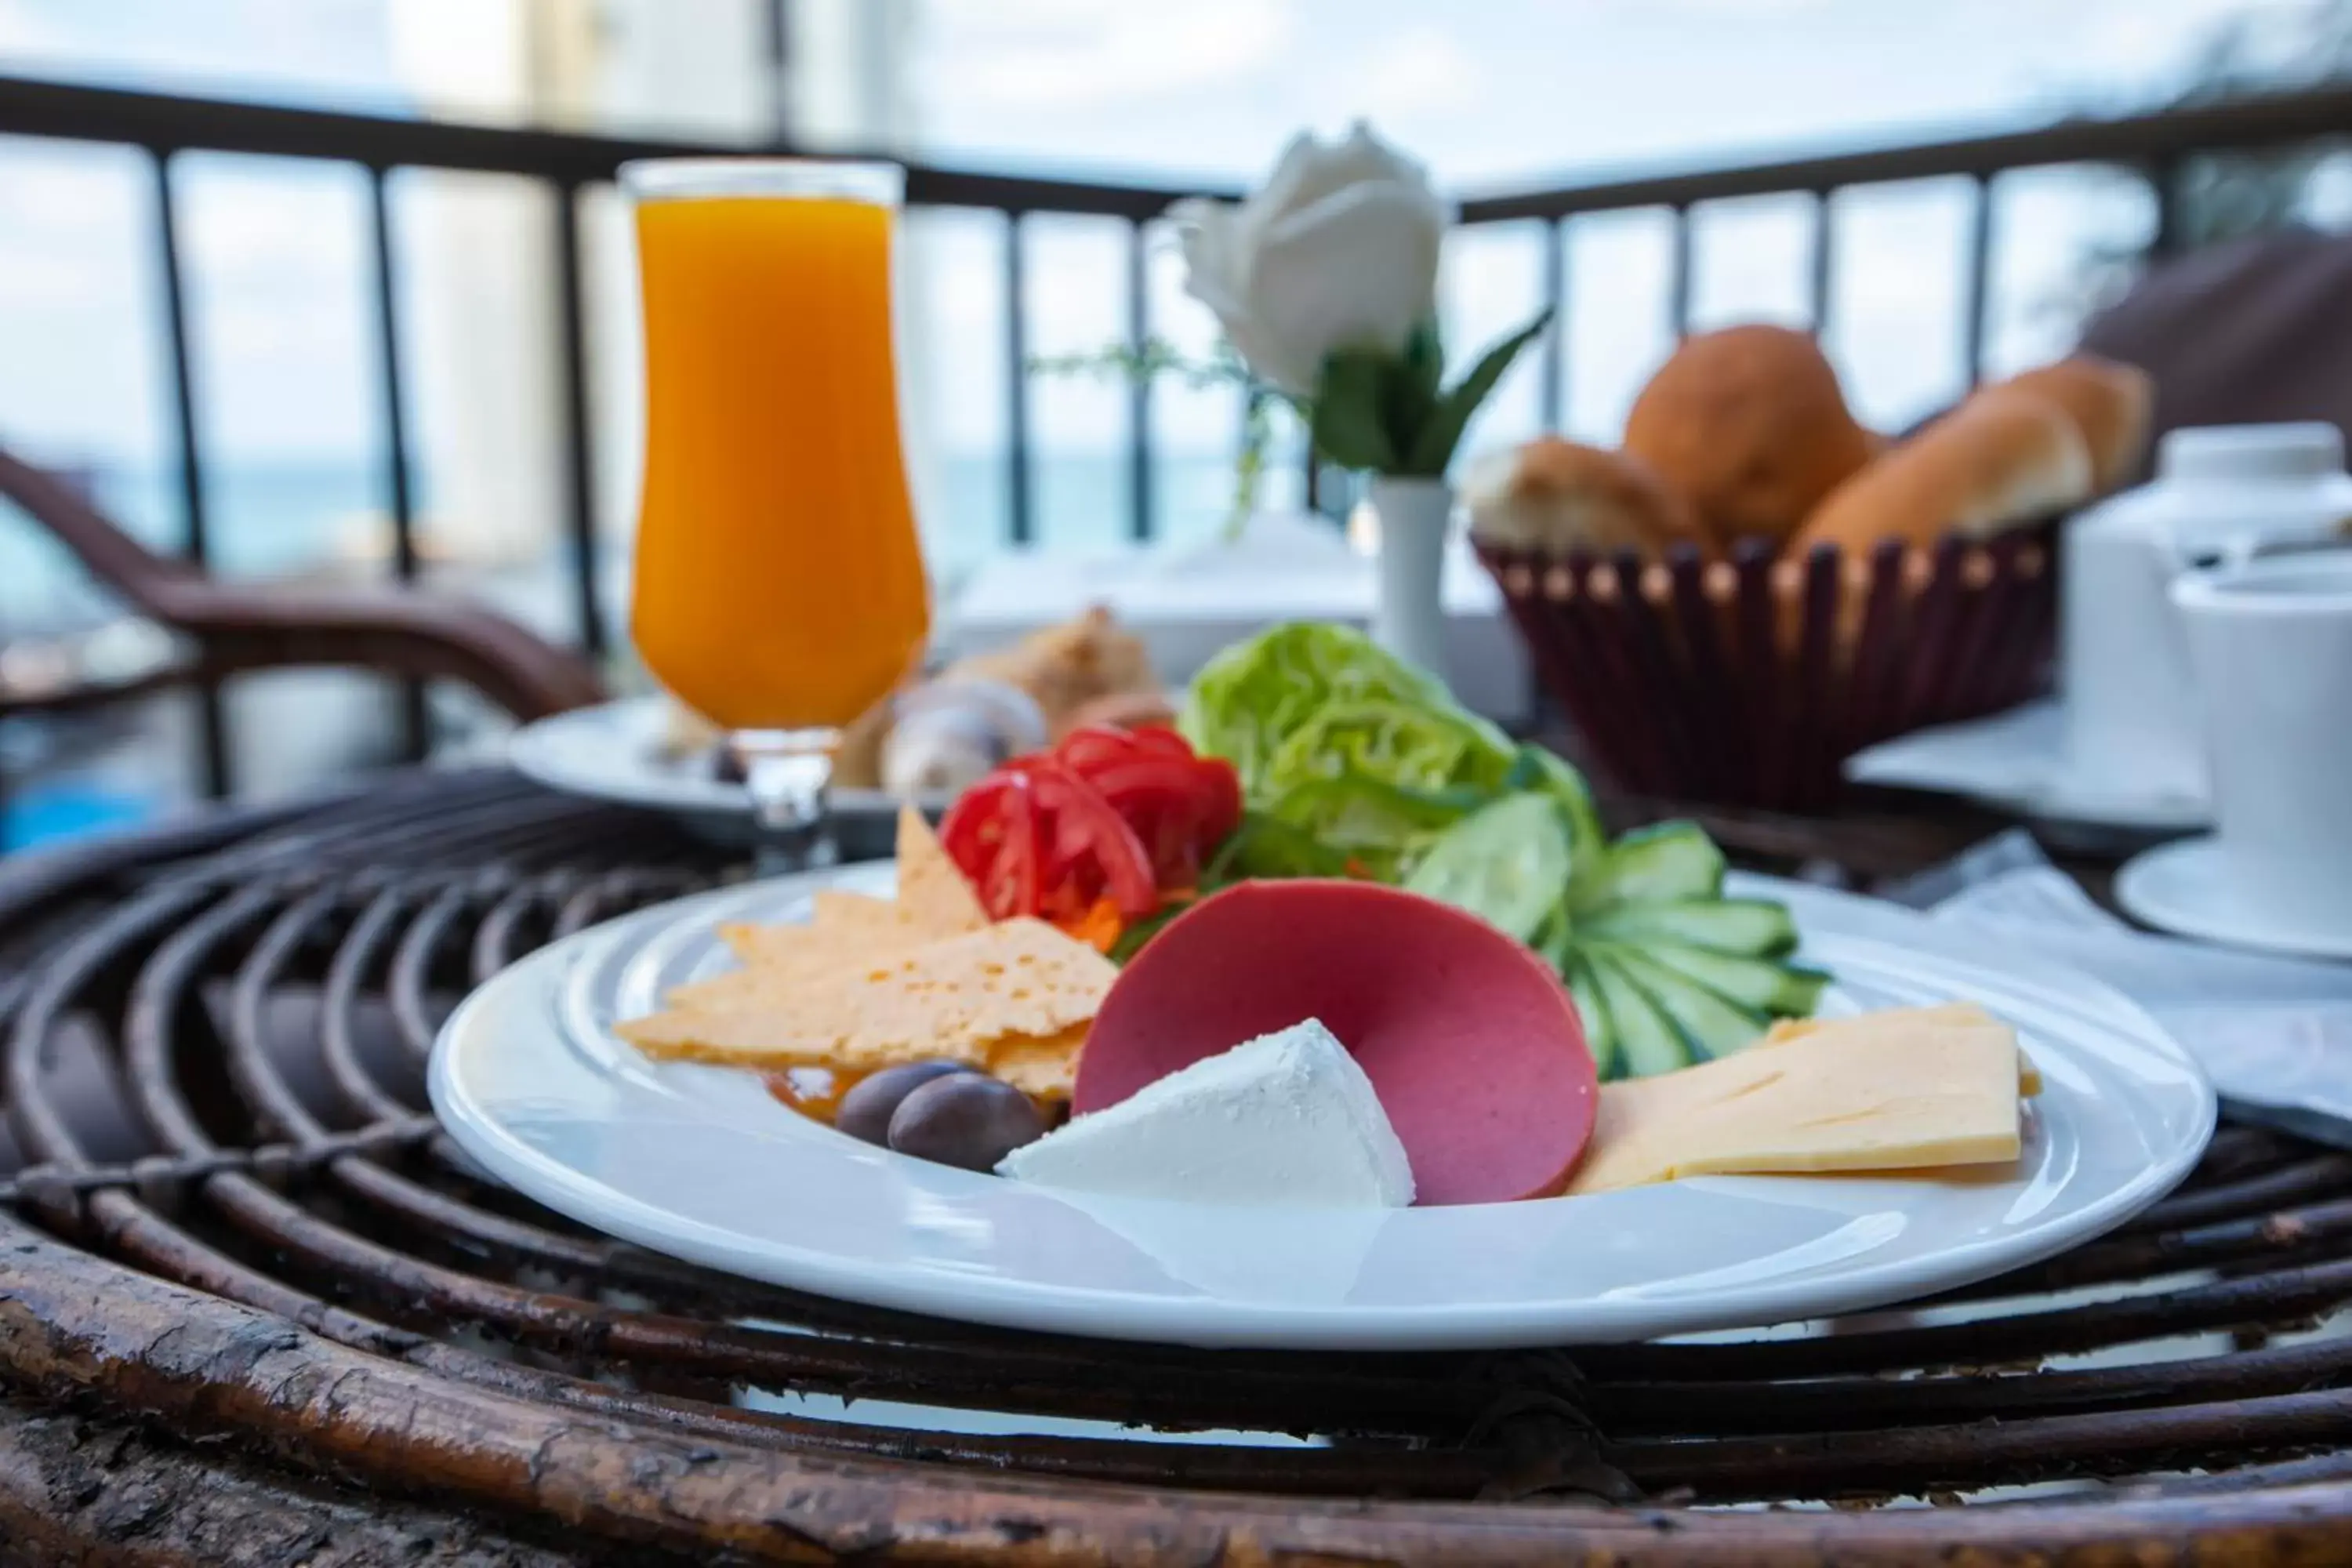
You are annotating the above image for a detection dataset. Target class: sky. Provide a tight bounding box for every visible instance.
[909,0,2270,183]
[0,0,2336,547]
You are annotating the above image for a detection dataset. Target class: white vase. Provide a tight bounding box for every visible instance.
[1367,474,1453,685]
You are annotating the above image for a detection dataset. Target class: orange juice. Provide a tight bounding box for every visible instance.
[627,165,929,731]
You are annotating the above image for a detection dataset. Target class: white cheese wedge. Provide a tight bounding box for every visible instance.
[997,1019,1415,1207]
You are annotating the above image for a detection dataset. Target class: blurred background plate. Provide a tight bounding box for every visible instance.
[509,695,944,856]
[1846,699,2210,833]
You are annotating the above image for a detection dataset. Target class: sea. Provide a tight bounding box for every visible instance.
[1,445,1298,630]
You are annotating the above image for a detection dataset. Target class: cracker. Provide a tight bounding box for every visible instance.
[716,813,982,975]
[623,916,1112,1075]
[989,1026,1085,1101]
[893,804,989,935]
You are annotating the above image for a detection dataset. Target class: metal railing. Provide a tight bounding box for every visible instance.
[2,74,2350,794]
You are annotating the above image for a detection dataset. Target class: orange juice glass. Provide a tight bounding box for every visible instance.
[622,159,929,829]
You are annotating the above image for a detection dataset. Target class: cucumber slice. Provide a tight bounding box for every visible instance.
[1578,898,1799,959]
[1582,821,1726,910]
[1584,953,1692,1078]
[1504,744,1605,865]
[1600,944,1771,1061]
[1636,941,1829,1018]
[1405,793,1574,942]
[1559,953,1621,1081]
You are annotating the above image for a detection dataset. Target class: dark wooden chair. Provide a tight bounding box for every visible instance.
[2081,224,2352,484]
[0,445,605,724]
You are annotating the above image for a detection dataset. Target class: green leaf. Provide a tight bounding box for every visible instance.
[1381,342,1443,468]
[1207,808,1352,883]
[1179,620,1451,794]
[1405,307,1554,476]
[1310,348,1399,471]
[1402,319,1445,397]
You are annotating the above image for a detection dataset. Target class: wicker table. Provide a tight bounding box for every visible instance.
[0,768,2346,1566]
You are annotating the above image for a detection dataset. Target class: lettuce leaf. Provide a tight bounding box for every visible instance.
[1260,774,1477,882]
[1178,622,1450,795]
[1180,619,1585,887]
[1262,699,1513,800]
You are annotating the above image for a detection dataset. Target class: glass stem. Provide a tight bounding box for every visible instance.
[730,728,839,873]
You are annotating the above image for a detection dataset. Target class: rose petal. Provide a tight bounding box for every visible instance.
[1248,182,1443,376]
[1248,130,1326,233]
[1171,198,1313,391]
[1169,200,1243,307]
[1265,123,1429,223]
[1334,122,1445,212]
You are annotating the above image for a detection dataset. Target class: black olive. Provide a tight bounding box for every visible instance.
[886,1073,1047,1172]
[834,1062,975,1147]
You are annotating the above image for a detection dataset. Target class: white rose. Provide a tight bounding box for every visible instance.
[1169,122,1450,398]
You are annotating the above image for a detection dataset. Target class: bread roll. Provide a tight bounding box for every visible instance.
[1791,387,2093,554]
[946,606,1155,731]
[1464,437,1708,556]
[1621,325,1876,546]
[1994,354,2153,492]
[836,608,1156,791]
[1059,688,1178,736]
[830,695,892,789]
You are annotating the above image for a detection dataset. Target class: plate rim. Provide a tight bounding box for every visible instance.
[430,869,2216,1349]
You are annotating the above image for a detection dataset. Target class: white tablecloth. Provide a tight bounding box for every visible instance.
[938,514,1534,725]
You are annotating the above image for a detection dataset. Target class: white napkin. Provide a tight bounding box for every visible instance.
[1907,831,2352,1142]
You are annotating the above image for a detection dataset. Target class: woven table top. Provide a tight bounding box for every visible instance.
[0,768,2345,1567]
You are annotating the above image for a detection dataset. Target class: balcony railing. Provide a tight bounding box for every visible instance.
[2,74,2350,796]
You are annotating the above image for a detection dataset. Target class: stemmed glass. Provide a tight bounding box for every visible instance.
[620,158,931,856]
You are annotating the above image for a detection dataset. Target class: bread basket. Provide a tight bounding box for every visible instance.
[1475,525,2058,811]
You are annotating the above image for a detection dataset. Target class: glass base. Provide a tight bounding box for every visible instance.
[727,727,840,873]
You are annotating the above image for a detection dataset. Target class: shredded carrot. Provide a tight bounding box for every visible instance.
[1058,896,1125,954]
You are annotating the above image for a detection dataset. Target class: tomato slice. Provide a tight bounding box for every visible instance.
[1054,725,1138,778]
[1194,753,1243,844]
[940,771,1041,920]
[940,720,1243,931]
[1079,766,1200,886]
[993,782,1042,917]
[1125,725,1196,760]
[1021,758,1159,919]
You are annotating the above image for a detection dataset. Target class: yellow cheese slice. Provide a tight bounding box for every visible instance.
[717,810,985,975]
[620,916,1114,1072]
[890,804,990,935]
[1566,1004,2024,1195]
[1762,1003,2042,1096]
[987,1025,1085,1100]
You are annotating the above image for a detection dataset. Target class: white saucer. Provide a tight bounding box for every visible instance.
[2116,836,2352,962]
[430,865,2213,1350]
[510,696,946,850]
[1844,700,2209,833]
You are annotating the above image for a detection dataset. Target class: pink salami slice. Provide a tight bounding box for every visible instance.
[1076,880,1596,1206]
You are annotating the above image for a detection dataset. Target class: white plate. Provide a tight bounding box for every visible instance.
[430,868,2214,1350]
[2118,836,2352,962]
[510,696,946,846]
[1845,700,2209,833]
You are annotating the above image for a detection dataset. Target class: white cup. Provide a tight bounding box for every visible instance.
[2171,551,2352,934]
